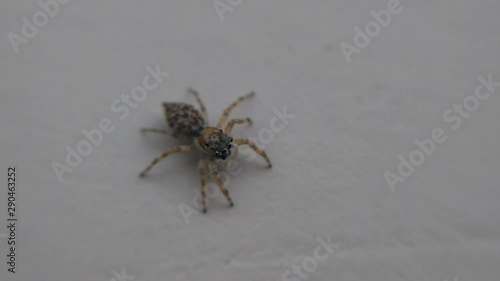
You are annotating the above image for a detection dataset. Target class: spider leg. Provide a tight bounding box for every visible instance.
[231,144,239,160]
[187,88,208,123]
[234,139,272,168]
[209,160,234,207]
[224,118,252,135]
[217,92,255,128]
[198,158,208,213]
[139,145,192,177]
[141,128,173,135]
[141,128,191,141]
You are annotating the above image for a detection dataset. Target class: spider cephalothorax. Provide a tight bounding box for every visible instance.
[139,89,271,213]
[196,127,233,160]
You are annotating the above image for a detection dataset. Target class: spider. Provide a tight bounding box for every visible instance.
[139,88,272,213]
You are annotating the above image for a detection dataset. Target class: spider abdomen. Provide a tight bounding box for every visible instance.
[163,102,205,137]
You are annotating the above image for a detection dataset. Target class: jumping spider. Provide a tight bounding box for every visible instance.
[139,89,272,213]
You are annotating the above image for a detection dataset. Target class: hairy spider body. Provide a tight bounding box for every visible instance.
[163,103,205,138]
[140,89,272,213]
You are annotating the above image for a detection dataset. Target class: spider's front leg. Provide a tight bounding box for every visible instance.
[224,118,252,135]
[234,139,272,168]
[208,160,234,208]
[217,92,255,128]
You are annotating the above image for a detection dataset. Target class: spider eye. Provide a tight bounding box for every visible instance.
[228,144,232,149]
[229,137,233,142]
